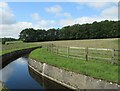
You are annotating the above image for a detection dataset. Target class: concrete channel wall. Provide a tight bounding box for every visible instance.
[28,59,120,89]
[0,46,41,69]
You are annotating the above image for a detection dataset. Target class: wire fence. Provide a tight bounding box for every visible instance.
[44,44,119,64]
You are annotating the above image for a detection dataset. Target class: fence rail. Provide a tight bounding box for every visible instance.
[45,44,119,64]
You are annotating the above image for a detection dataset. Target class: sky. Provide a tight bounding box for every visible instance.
[0,1,118,38]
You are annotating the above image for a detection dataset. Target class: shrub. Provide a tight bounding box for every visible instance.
[2,40,6,45]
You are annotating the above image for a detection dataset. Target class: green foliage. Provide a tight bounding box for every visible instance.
[30,48,119,83]
[19,28,37,42]
[0,38,18,42]
[1,37,18,45]
[19,20,119,42]
[2,40,6,45]
[46,28,58,41]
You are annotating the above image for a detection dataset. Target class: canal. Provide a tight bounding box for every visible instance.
[0,55,73,90]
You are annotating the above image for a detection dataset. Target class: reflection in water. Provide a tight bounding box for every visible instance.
[0,63,14,82]
[0,56,73,90]
[28,66,74,91]
[0,57,44,89]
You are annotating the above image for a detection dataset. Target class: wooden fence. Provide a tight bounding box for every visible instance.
[45,44,119,64]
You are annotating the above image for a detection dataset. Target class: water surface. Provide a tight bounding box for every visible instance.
[0,57,44,89]
[0,56,73,90]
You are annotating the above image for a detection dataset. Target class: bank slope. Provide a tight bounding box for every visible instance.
[29,48,119,84]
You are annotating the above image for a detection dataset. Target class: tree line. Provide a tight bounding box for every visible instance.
[19,20,120,42]
[1,38,18,41]
[1,37,18,44]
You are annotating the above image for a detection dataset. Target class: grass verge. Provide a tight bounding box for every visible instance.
[29,48,119,84]
[1,41,40,55]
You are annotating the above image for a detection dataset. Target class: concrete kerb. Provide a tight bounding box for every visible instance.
[0,46,42,69]
[28,58,120,89]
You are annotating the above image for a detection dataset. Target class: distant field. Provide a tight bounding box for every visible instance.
[38,38,119,50]
[1,38,119,55]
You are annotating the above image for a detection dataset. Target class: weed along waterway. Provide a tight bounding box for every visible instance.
[0,55,73,90]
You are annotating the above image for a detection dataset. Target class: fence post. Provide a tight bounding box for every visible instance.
[50,44,52,52]
[67,47,69,57]
[85,47,88,61]
[51,44,53,53]
[48,44,50,52]
[47,44,48,51]
[111,49,115,64]
[47,44,50,52]
[52,45,56,53]
[56,46,58,55]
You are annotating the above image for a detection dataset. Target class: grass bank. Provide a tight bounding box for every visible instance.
[1,41,40,55]
[30,48,119,84]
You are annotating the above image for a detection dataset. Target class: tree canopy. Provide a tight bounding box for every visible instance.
[0,37,18,42]
[19,20,120,42]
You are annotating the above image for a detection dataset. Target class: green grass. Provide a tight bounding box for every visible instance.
[1,38,118,55]
[30,48,119,84]
[51,45,118,64]
[41,38,119,50]
[1,41,40,55]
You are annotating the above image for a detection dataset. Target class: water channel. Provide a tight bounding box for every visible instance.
[0,55,73,90]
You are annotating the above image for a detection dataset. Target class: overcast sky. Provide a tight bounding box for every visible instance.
[0,1,118,38]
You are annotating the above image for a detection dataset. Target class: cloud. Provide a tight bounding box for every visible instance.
[55,12,72,18]
[100,6,118,20]
[1,2,118,39]
[63,13,71,18]
[34,19,56,29]
[1,63,14,82]
[77,2,117,10]
[45,5,62,14]
[31,13,41,21]
[59,13,118,27]
[67,0,119,2]
[1,20,57,38]
[31,13,57,29]
[15,58,27,65]
[85,2,111,9]
[0,2,16,24]
[45,5,72,19]
[0,2,8,8]
[59,16,99,27]
[1,22,33,38]
[61,12,72,18]
[60,18,74,26]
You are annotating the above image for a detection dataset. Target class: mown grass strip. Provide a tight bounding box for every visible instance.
[29,48,119,84]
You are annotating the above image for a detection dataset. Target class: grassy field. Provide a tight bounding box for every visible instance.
[1,41,40,55]
[1,38,119,55]
[30,48,119,84]
[42,38,119,64]
[40,38,119,50]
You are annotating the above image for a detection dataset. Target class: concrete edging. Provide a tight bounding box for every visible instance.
[28,58,120,89]
[0,46,41,69]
